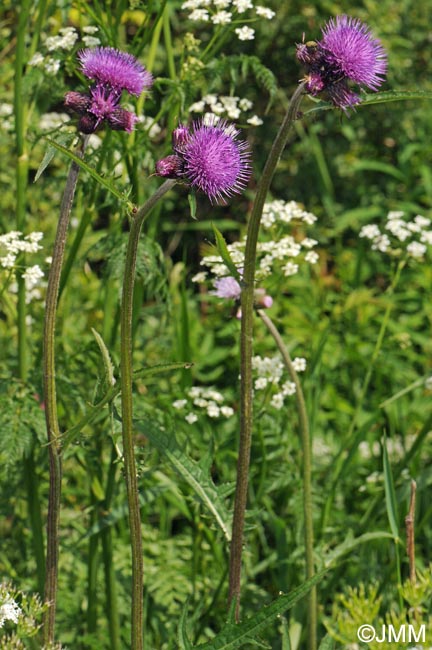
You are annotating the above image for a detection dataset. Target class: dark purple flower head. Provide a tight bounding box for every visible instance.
[297,15,387,111]
[155,117,251,203]
[155,154,184,178]
[78,47,153,96]
[65,47,153,134]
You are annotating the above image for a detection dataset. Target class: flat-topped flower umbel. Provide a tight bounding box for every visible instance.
[297,15,387,110]
[155,117,251,203]
[65,47,153,133]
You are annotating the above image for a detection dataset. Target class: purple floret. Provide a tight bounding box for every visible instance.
[182,119,251,203]
[78,47,153,96]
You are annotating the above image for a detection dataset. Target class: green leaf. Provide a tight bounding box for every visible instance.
[305,90,432,115]
[62,362,192,448]
[322,531,393,568]
[133,417,232,541]
[194,571,327,649]
[91,328,116,390]
[318,634,335,650]
[212,224,241,281]
[383,435,400,541]
[45,137,133,208]
[177,600,194,650]
[188,190,197,220]
[34,133,75,182]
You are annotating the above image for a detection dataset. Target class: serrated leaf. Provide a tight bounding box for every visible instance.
[212,224,241,281]
[194,571,327,649]
[133,417,232,541]
[45,137,133,208]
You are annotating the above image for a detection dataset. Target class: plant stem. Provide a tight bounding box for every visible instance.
[228,82,306,621]
[120,179,176,649]
[258,309,316,650]
[42,135,88,645]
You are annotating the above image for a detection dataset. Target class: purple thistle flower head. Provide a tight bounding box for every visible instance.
[182,118,251,203]
[320,16,387,90]
[212,276,242,300]
[297,15,387,111]
[78,47,153,96]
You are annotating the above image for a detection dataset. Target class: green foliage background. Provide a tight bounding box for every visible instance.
[1,0,432,647]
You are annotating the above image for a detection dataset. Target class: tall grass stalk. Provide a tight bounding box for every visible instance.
[42,135,88,645]
[14,0,46,597]
[258,309,316,650]
[228,81,306,621]
[120,179,176,649]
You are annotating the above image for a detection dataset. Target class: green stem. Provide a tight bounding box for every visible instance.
[163,4,176,81]
[120,179,176,650]
[321,259,406,530]
[228,82,306,620]
[258,310,316,650]
[42,135,88,645]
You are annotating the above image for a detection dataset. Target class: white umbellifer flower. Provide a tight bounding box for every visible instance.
[407,241,427,258]
[212,10,232,23]
[207,403,221,417]
[255,377,268,390]
[292,357,306,372]
[270,393,284,409]
[44,58,61,75]
[233,0,253,11]
[173,399,187,409]
[304,251,319,264]
[185,412,198,424]
[189,9,210,20]
[247,115,263,126]
[256,5,275,18]
[227,107,241,119]
[1,253,16,268]
[82,36,101,47]
[281,381,296,396]
[0,597,21,628]
[371,234,390,253]
[191,271,207,283]
[211,102,225,115]
[39,112,71,131]
[235,26,255,40]
[214,0,232,6]
[189,100,206,112]
[22,264,44,290]
[239,98,253,111]
[283,261,299,276]
[45,28,78,51]
[203,94,218,105]
[28,52,44,67]
[359,224,381,240]
[220,406,234,417]
[414,214,431,228]
[425,376,432,390]
[83,25,99,34]
[301,237,318,249]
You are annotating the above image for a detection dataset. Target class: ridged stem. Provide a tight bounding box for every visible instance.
[120,179,176,649]
[228,82,306,620]
[42,135,88,645]
[258,309,316,650]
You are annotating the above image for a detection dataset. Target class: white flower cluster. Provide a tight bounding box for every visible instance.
[253,354,307,408]
[193,200,319,284]
[0,103,14,132]
[28,25,100,77]
[181,0,275,40]
[359,211,432,259]
[0,231,46,303]
[0,592,21,628]
[173,386,235,423]
[189,94,263,125]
